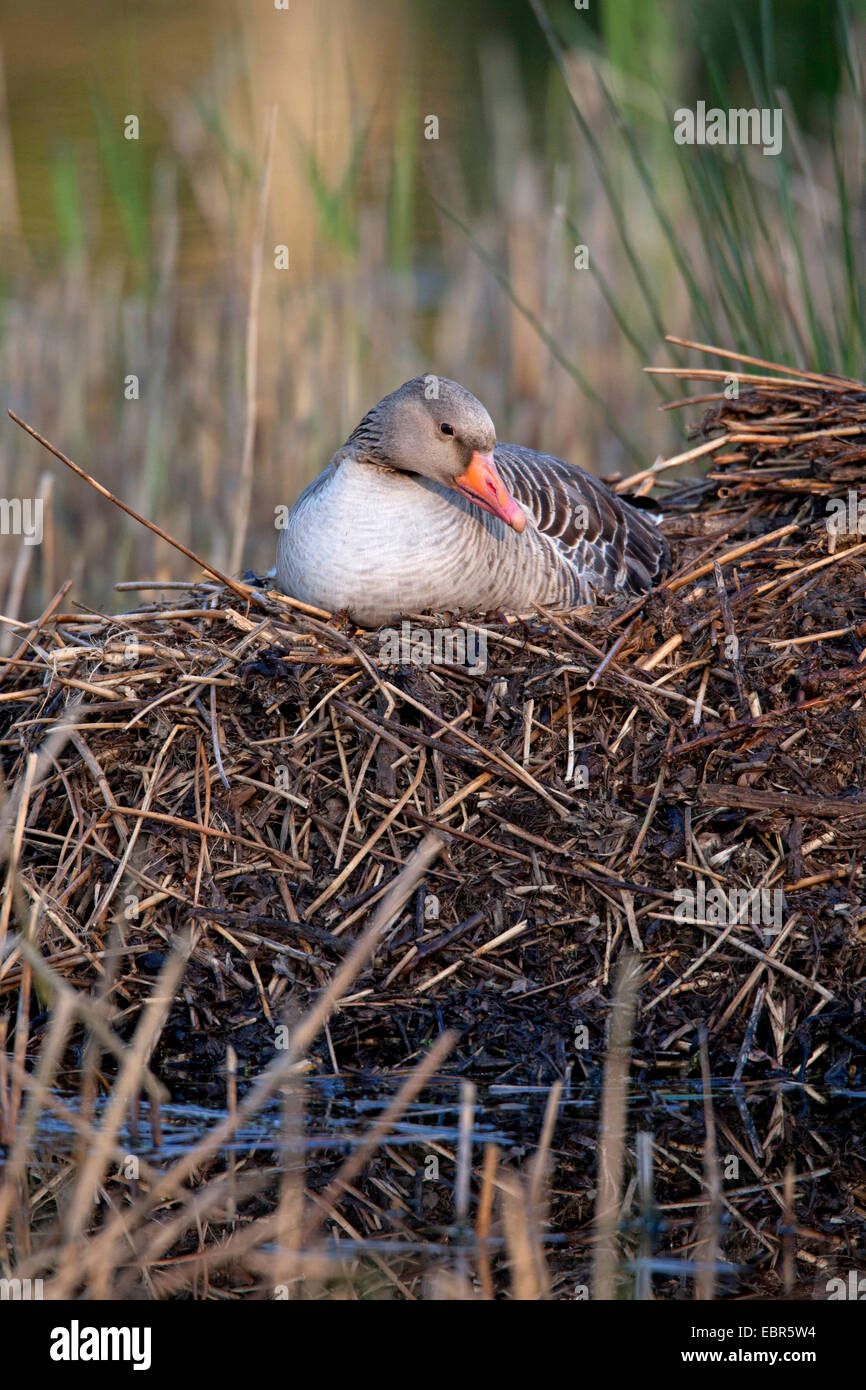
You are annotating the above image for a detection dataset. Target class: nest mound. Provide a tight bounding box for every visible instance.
[2,345,866,1296]
[3,355,866,1077]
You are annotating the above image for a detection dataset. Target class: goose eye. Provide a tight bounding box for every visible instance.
[439,422,454,437]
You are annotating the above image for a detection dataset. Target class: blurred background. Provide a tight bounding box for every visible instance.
[1,0,864,616]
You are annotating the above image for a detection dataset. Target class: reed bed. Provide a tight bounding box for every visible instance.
[0,343,864,1298]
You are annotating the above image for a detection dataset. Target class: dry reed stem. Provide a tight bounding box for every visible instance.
[592,950,642,1300]
[230,104,277,576]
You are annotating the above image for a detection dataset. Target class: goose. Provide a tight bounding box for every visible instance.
[276,376,668,627]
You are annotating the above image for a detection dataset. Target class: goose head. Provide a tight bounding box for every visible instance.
[345,376,526,532]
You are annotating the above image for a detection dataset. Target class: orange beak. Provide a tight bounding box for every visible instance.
[454,451,526,532]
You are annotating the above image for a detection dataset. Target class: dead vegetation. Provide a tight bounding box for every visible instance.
[1,342,865,1299]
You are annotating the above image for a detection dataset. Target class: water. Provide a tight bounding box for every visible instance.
[30,1071,862,1162]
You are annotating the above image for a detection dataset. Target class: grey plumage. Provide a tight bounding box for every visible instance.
[275,376,668,626]
[492,443,669,603]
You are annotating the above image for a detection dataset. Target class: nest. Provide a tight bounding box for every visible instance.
[2,342,866,1297]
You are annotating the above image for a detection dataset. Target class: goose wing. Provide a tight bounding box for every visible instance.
[493,443,669,596]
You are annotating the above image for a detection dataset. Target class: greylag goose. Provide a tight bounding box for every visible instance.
[276,376,668,627]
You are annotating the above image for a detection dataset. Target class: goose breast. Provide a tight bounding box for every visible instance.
[276,446,667,627]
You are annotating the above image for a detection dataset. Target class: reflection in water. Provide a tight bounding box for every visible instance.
[35,1072,861,1159]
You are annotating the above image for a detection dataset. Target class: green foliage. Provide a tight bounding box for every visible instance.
[528,0,866,376]
[50,144,86,257]
[90,88,149,281]
[296,117,370,260]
